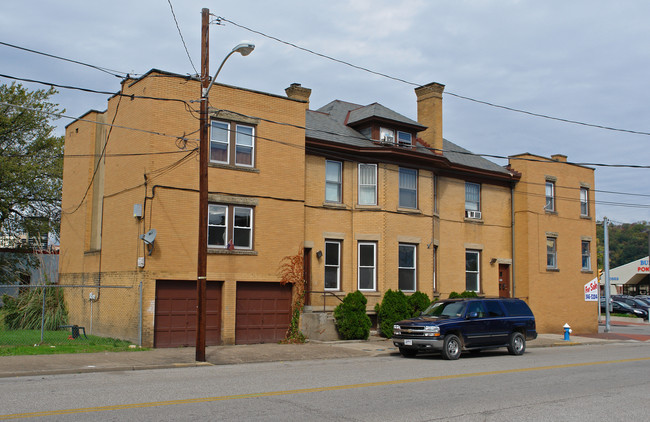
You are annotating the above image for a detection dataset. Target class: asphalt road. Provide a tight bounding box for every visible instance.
[1,341,649,421]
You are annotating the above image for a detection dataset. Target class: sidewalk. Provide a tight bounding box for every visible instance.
[0,330,634,379]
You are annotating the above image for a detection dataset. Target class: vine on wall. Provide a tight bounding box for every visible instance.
[278,248,306,343]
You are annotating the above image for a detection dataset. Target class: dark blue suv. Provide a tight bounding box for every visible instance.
[392,298,537,360]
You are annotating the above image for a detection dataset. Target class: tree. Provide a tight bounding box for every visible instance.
[597,221,650,269]
[0,83,64,248]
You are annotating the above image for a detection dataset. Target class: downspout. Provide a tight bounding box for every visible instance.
[511,184,516,298]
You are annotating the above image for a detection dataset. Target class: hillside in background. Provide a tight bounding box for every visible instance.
[597,221,650,269]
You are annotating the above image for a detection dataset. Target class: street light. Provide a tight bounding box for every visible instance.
[203,42,255,98]
[196,7,255,362]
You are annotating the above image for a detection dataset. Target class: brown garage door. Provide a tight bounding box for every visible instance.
[236,282,292,345]
[154,280,221,348]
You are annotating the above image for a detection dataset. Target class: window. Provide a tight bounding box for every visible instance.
[208,205,227,247]
[580,187,589,216]
[235,125,254,166]
[208,205,254,250]
[210,121,229,163]
[397,131,412,146]
[379,127,395,143]
[547,237,557,269]
[484,300,505,317]
[465,182,480,216]
[399,168,417,209]
[545,181,555,212]
[233,207,253,248]
[581,240,591,271]
[433,245,438,293]
[210,121,256,167]
[358,164,377,205]
[358,242,376,291]
[325,160,342,203]
[324,240,341,290]
[398,244,416,291]
[465,250,480,292]
[433,175,439,214]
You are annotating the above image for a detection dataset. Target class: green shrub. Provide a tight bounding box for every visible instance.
[333,291,371,340]
[408,291,431,317]
[376,289,412,338]
[448,290,479,299]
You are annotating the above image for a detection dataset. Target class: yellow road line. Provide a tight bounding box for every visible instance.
[2,356,649,420]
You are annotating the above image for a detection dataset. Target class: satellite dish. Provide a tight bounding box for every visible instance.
[139,229,157,255]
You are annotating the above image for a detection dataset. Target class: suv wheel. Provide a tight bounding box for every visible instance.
[441,334,462,360]
[399,348,418,358]
[507,332,526,356]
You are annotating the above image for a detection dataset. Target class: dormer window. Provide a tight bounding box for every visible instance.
[397,131,412,146]
[379,127,395,143]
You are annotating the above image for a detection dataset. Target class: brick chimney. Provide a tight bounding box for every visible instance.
[414,82,445,154]
[285,83,312,103]
[551,154,567,162]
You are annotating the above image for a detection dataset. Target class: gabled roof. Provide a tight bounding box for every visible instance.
[306,99,513,178]
[306,110,376,148]
[346,103,426,130]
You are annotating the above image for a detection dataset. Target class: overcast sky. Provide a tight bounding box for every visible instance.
[2,1,649,223]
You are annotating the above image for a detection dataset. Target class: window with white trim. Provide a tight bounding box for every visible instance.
[235,125,254,166]
[581,240,591,271]
[208,205,253,250]
[210,121,229,163]
[210,121,255,167]
[325,160,342,203]
[465,250,480,292]
[324,240,341,290]
[580,187,589,216]
[358,164,377,205]
[547,237,557,269]
[397,131,412,145]
[398,244,416,292]
[465,182,480,213]
[358,242,376,291]
[399,167,417,209]
[545,181,555,212]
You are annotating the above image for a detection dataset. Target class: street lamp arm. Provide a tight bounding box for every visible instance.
[203,42,255,98]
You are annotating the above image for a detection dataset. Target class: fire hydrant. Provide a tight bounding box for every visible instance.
[563,323,572,341]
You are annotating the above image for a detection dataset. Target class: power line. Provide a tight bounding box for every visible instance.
[0,41,130,79]
[216,16,650,137]
[0,101,200,143]
[167,0,199,76]
[0,73,200,113]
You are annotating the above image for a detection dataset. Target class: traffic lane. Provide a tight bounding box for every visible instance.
[3,353,649,421]
[1,343,649,420]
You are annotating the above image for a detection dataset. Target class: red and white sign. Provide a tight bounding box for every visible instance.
[584,279,598,301]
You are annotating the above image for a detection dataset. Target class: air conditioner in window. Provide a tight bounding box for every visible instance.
[466,210,482,219]
[381,135,395,143]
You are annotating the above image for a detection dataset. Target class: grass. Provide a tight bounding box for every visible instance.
[0,329,148,356]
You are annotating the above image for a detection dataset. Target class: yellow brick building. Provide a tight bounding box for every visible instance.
[59,71,597,347]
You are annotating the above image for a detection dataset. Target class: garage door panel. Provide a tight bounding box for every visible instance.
[154,280,222,348]
[235,282,292,345]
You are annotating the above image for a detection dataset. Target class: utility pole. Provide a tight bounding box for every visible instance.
[603,217,611,333]
[196,7,209,362]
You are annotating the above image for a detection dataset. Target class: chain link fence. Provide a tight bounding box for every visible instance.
[0,283,142,347]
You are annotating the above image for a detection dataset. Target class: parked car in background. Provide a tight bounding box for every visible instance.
[601,299,648,319]
[613,296,650,320]
[392,298,537,360]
